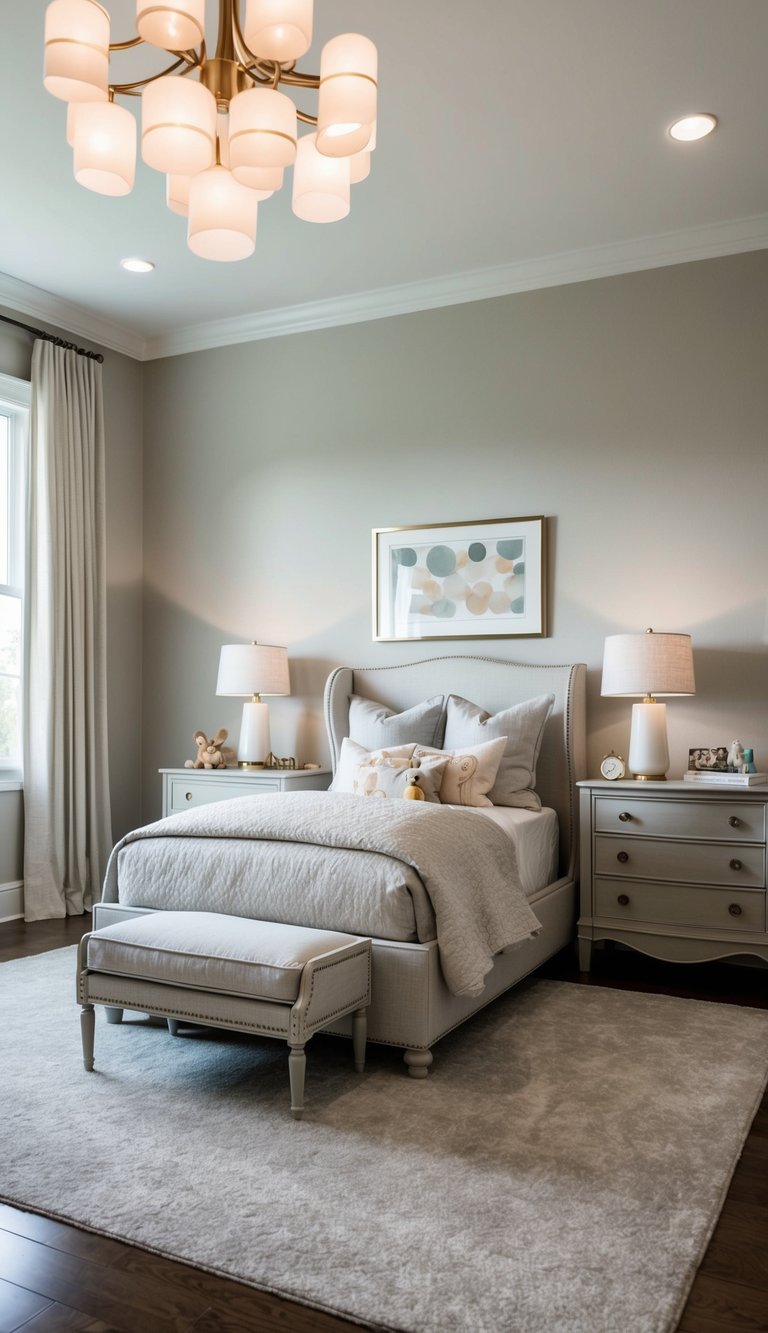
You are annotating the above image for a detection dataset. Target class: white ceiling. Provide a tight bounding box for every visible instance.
[1,0,767,360]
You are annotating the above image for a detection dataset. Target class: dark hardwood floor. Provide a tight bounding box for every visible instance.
[2,917,767,1332]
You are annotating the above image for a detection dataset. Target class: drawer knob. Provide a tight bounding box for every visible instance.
[728,815,741,828]
[617,894,630,906]
[185,791,193,801]
[729,858,742,871]
[728,903,743,917]
[618,811,632,823]
[617,851,629,864]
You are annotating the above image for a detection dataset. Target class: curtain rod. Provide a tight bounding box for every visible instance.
[0,312,104,363]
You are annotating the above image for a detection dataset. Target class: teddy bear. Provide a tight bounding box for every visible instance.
[185,728,234,770]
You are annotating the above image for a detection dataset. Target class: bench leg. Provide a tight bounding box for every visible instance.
[167,1019,180,1036]
[352,1007,367,1073]
[104,1006,124,1025]
[288,1044,306,1120]
[80,1004,95,1071]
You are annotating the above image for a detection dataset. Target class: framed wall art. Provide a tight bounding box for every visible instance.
[373,516,547,642]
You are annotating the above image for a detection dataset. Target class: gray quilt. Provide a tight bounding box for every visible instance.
[102,792,542,997]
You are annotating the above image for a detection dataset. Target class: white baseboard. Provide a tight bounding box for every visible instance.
[0,880,24,922]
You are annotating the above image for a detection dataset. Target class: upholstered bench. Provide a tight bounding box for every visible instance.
[76,911,372,1118]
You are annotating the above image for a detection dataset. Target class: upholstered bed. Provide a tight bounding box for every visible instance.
[94,656,586,1075]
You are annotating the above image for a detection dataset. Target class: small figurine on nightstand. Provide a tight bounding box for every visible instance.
[743,748,758,774]
[727,740,745,773]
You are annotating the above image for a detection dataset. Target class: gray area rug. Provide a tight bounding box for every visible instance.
[2,947,767,1332]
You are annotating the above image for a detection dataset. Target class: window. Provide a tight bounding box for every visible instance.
[0,373,29,779]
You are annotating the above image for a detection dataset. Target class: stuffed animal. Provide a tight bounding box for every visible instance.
[185,729,234,770]
[403,773,426,801]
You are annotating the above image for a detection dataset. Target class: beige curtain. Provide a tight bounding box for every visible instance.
[22,341,112,920]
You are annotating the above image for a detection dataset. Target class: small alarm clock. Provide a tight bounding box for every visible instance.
[600,751,626,781]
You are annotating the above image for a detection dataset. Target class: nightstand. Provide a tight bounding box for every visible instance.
[577,779,768,971]
[160,767,332,817]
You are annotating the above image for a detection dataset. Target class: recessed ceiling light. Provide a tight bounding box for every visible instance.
[668,114,718,142]
[120,257,155,273]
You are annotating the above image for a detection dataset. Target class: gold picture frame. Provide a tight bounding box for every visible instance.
[373,516,547,642]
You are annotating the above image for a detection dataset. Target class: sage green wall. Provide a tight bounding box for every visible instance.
[0,310,143,902]
[140,250,767,821]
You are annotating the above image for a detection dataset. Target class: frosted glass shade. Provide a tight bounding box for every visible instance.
[44,0,110,103]
[66,92,107,147]
[141,76,216,175]
[230,163,282,199]
[73,100,137,195]
[316,34,377,158]
[229,89,298,171]
[187,167,258,261]
[628,701,670,780]
[216,643,290,697]
[349,148,371,184]
[166,172,191,216]
[601,632,695,697]
[136,0,205,51]
[292,134,350,223]
[244,0,313,62]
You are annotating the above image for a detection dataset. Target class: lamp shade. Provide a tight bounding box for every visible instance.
[136,0,205,51]
[44,0,110,103]
[601,630,695,698]
[187,165,259,262]
[141,75,217,176]
[229,89,298,171]
[244,0,313,63]
[292,133,350,222]
[73,100,137,195]
[216,643,290,697]
[316,33,377,158]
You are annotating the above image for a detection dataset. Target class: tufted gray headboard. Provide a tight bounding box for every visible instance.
[323,656,587,882]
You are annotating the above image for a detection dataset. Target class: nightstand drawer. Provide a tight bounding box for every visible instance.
[595,878,766,933]
[168,776,279,811]
[594,836,765,888]
[594,796,765,843]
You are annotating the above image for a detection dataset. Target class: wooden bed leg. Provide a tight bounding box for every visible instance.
[104,1006,124,1024]
[352,1007,367,1073]
[167,1019,180,1036]
[80,1005,95,1071]
[289,1045,306,1119]
[403,1048,433,1079]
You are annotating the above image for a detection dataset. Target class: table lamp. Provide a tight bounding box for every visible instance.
[601,628,695,780]
[216,642,290,768]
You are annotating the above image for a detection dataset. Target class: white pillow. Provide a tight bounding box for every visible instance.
[352,754,448,802]
[442,693,555,811]
[348,694,445,750]
[414,736,507,808]
[331,738,416,793]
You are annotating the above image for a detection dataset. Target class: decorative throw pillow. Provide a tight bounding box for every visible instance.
[348,694,445,751]
[331,738,416,793]
[352,753,448,802]
[442,693,555,810]
[414,736,507,808]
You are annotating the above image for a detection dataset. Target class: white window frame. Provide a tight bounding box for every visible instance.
[0,371,30,784]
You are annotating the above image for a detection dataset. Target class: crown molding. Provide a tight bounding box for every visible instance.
[142,213,768,360]
[0,271,146,361]
[2,213,767,364]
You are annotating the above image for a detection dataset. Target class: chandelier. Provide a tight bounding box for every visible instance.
[43,0,377,262]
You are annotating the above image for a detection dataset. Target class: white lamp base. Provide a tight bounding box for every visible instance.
[628,701,669,780]
[238,700,270,768]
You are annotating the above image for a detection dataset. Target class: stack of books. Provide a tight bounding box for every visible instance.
[683,770,767,786]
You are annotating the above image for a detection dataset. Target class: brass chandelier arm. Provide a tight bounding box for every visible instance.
[109,53,202,96]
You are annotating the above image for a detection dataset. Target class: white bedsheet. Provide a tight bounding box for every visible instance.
[469,805,559,897]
